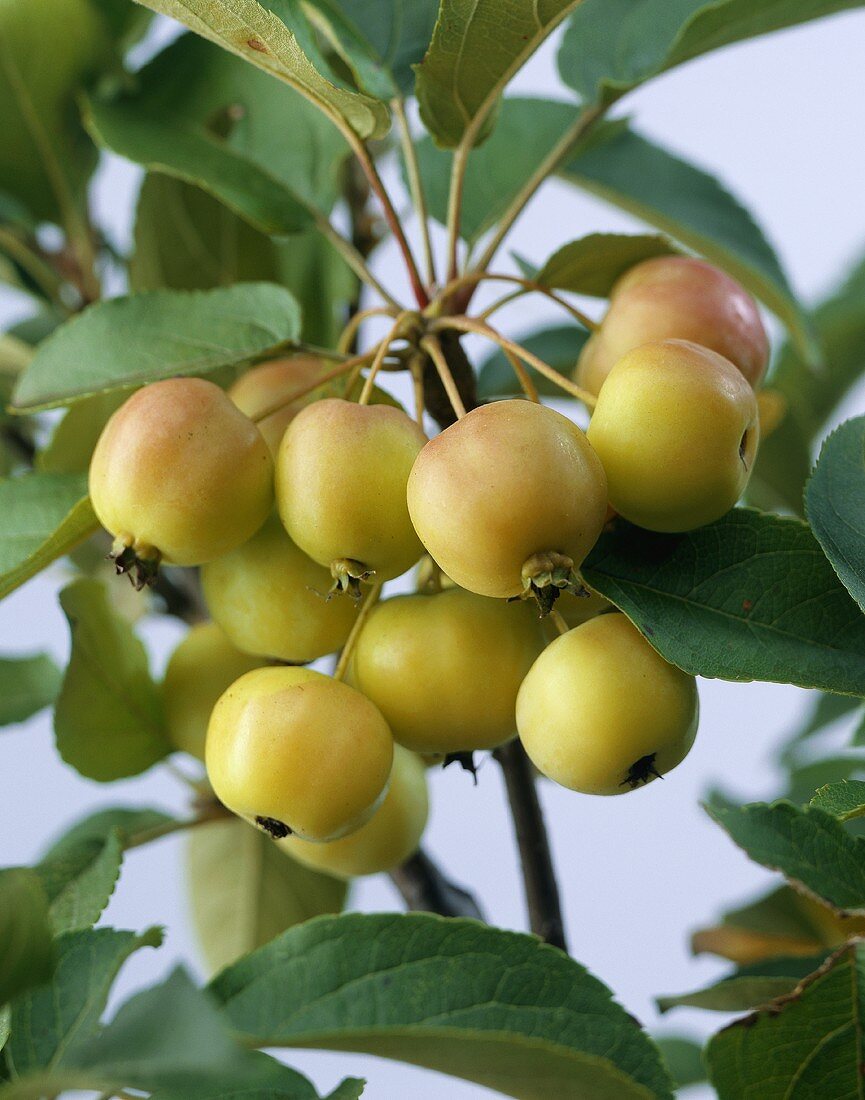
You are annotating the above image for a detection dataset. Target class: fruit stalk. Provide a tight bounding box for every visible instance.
[389,849,485,921]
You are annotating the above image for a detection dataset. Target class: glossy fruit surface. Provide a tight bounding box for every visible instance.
[163,622,263,761]
[277,399,427,587]
[587,340,759,532]
[206,666,393,842]
[201,513,357,662]
[89,377,273,569]
[349,587,545,754]
[278,745,428,878]
[517,613,699,795]
[576,256,769,395]
[229,356,329,458]
[407,400,607,599]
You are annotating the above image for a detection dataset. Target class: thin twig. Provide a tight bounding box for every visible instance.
[393,97,437,289]
[333,580,383,680]
[358,313,413,405]
[549,608,570,636]
[311,206,401,310]
[445,142,470,282]
[432,316,597,407]
[436,270,597,331]
[390,849,485,920]
[494,740,567,951]
[251,349,379,424]
[338,306,397,355]
[420,335,467,420]
[125,802,231,850]
[409,354,426,427]
[501,345,540,402]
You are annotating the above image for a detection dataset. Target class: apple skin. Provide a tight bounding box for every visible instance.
[586,339,760,533]
[576,256,769,396]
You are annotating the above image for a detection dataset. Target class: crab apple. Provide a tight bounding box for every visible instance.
[229,356,329,457]
[575,255,769,395]
[201,513,357,663]
[89,377,273,583]
[206,666,393,842]
[277,399,427,594]
[517,613,699,795]
[407,400,607,604]
[349,587,545,755]
[163,622,263,761]
[587,340,759,532]
[278,745,428,878]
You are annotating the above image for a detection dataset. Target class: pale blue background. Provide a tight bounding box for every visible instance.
[2,11,865,1098]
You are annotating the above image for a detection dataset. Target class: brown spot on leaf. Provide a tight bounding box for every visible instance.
[247,36,267,53]
[742,599,753,612]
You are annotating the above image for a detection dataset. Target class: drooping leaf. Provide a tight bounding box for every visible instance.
[657,953,828,1014]
[5,927,162,1077]
[559,0,865,107]
[212,912,674,1099]
[186,818,347,976]
[707,800,865,915]
[0,869,55,1005]
[706,940,865,1100]
[582,509,865,695]
[476,324,590,400]
[0,654,62,726]
[54,579,171,782]
[0,0,110,223]
[533,233,677,297]
[805,416,865,613]
[34,833,124,934]
[133,0,389,139]
[12,283,301,411]
[416,0,581,147]
[810,779,865,822]
[0,473,97,601]
[42,807,175,860]
[559,120,813,360]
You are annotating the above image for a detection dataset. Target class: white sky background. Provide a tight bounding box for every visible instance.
[3,10,865,1099]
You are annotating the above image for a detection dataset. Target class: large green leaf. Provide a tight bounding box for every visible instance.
[134,0,388,139]
[0,654,62,727]
[54,579,171,782]
[657,953,827,1014]
[708,800,865,915]
[211,912,674,1099]
[805,416,865,613]
[34,834,123,935]
[476,324,590,400]
[810,779,865,821]
[186,818,346,976]
[5,927,162,1078]
[559,0,865,106]
[534,233,677,296]
[130,174,356,347]
[559,120,813,359]
[582,509,865,695]
[12,283,301,412]
[0,473,97,601]
[0,0,110,223]
[416,0,582,147]
[706,940,865,1100]
[0,869,55,1006]
[42,807,175,859]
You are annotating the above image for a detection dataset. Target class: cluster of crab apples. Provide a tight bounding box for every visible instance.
[88,255,768,879]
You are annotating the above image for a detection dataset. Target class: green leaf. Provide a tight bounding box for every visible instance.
[0,869,55,1005]
[476,324,589,400]
[12,283,301,412]
[654,1036,705,1091]
[534,233,677,296]
[784,692,863,747]
[783,756,865,809]
[42,807,175,860]
[560,119,813,361]
[54,579,170,782]
[35,833,123,934]
[212,912,674,1100]
[657,953,827,1014]
[582,509,865,695]
[0,654,62,726]
[38,392,127,475]
[130,175,356,347]
[186,818,347,976]
[134,0,389,140]
[706,940,865,1100]
[0,473,97,602]
[0,0,110,223]
[558,0,865,107]
[416,0,581,147]
[308,0,437,95]
[5,927,162,1079]
[810,779,865,822]
[707,800,865,915]
[805,416,865,613]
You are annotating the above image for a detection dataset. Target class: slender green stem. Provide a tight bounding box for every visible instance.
[549,608,570,636]
[0,228,68,307]
[420,335,467,420]
[333,580,383,681]
[434,270,597,330]
[311,206,401,310]
[358,313,411,405]
[445,141,471,282]
[393,97,437,289]
[250,349,379,424]
[338,306,398,355]
[126,803,231,850]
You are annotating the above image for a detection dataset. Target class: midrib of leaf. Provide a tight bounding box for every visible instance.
[72,631,162,739]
